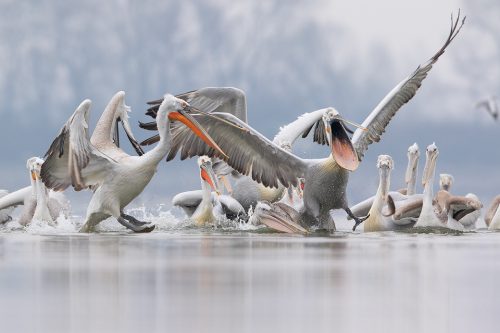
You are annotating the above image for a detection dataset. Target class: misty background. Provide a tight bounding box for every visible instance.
[1,0,499,216]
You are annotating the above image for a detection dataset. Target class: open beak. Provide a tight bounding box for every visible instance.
[200,162,220,195]
[329,119,359,171]
[259,211,308,235]
[168,109,228,159]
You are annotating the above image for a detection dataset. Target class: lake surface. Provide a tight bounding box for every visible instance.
[0,225,499,333]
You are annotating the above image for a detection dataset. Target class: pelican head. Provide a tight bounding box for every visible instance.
[422,143,439,186]
[159,94,226,158]
[27,157,44,181]
[405,143,420,183]
[322,107,363,171]
[377,155,394,200]
[439,173,454,192]
[197,156,220,195]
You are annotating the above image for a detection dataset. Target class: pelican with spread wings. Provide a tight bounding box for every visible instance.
[41,92,225,233]
[141,13,464,232]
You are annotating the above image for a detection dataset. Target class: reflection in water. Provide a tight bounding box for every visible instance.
[0,232,499,333]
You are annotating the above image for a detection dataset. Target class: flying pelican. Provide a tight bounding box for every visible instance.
[172,156,245,225]
[0,157,70,226]
[485,196,500,230]
[41,92,225,233]
[476,95,498,121]
[349,142,420,219]
[140,13,465,232]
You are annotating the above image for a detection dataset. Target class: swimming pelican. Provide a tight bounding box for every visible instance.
[141,13,464,232]
[476,95,498,121]
[485,196,500,230]
[437,174,481,229]
[439,174,454,191]
[401,144,480,231]
[363,155,399,232]
[349,142,420,219]
[412,144,448,228]
[172,156,245,225]
[0,157,70,225]
[41,92,225,233]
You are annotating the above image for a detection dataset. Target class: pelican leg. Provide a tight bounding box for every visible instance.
[117,215,155,233]
[121,213,150,226]
[344,207,370,231]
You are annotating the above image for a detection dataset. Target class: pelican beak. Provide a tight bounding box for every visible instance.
[200,161,220,195]
[168,108,228,159]
[31,170,37,181]
[329,118,359,171]
[379,164,391,201]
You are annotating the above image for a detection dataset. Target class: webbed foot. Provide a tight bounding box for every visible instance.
[118,215,155,233]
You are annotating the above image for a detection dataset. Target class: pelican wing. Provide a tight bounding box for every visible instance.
[352,13,465,160]
[41,100,113,191]
[147,87,248,123]
[164,112,308,188]
[484,195,500,227]
[448,195,482,212]
[0,186,31,210]
[172,190,209,217]
[91,91,144,156]
[218,195,245,216]
[273,109,329,148]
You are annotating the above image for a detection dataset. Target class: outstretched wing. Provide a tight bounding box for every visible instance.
[153,112,308,188]
[272,108,330,148]
[147,87,248,123]
[352,12,465,160]
[41,100,112,191]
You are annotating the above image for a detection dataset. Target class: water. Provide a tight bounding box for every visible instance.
[1,216,500,333]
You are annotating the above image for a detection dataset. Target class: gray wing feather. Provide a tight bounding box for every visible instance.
[148,87,248,123]
[167,112,308,188]
[273,109,327,148]
[41,100,111,191]
[352,12,465,160]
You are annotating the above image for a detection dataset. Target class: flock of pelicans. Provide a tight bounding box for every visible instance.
[1,12,500,234]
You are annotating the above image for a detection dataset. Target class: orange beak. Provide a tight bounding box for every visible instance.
[168,110,228,159]
[200,169,216,192]
[31,170,37,181]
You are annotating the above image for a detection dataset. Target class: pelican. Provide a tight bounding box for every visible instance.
[349,142,420,219]
[402,144,480,231]
[143,87,293,211]
[439,174,454,191]
[172,156,245,225]
[143,87,246,194]
[437,174,481,229]
[363,155,400,232]
[0,157,70,226]
[476,95,498,121]
[141,13,464,232]
[41,92,225,233]
[485,196,500,230]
